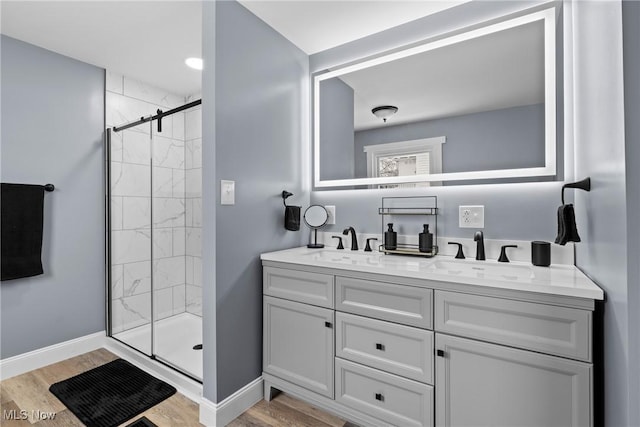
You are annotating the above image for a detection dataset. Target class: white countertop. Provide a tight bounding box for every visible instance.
[261,247,604,301]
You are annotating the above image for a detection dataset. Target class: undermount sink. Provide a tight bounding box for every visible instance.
[300,249,428,271]
[428,259,535,281]
[300,249,537,280]
[302,249,382,264]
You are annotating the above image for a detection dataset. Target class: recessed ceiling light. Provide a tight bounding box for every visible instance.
[185,57,203,70]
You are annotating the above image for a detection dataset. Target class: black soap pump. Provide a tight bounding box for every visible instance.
[419,224,433,253]
[384,223,397,250]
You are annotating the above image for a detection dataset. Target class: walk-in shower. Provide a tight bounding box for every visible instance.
[106,96,203,381]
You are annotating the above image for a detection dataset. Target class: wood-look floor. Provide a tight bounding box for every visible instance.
[0,349,352,427]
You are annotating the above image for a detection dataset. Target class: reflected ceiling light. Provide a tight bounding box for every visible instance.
[372,105,398,122]
[185,57,203,70]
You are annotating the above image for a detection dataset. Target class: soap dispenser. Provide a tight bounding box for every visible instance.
[384,223,397,250]
[419,224,433,253]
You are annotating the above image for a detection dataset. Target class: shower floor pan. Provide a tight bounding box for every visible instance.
[113,312,203,381]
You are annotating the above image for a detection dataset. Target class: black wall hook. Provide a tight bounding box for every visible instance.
[561,177,591,204]
[44,184,55,192]
[282,191,293,207]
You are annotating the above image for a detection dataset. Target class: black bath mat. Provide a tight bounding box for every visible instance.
[125,417,158,427]
[49,358,176,427]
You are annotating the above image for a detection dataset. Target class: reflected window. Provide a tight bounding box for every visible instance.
[364,137,445,188]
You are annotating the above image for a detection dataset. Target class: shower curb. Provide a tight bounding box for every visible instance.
[104,337,202,404]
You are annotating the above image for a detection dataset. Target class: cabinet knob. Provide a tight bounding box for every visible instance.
[375,393,384,402]
[375,343,385,351]
[437,349,446,357]
[325,321,332,328]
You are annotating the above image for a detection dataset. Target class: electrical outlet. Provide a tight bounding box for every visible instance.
[325,205,336,225]
[459,205,484,228]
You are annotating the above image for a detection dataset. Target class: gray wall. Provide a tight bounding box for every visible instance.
[320,78,354,181]
[623,1,640,425]
[310,1,562,240]
[571,2,630,426]
[0,36,105,358]
[201,0,217,403]
[354,104,544,178]
[202,1,309,402]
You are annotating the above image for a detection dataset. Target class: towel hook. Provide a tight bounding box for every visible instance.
[282,190,293,207]
[561,177,590,205]
[44,184,55,192]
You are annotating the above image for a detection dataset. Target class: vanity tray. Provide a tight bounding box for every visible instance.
[379,245,438,258]
[379,196,438,258]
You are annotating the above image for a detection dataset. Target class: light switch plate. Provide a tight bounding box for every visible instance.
[459,205,484,228]
[221,180,235,205]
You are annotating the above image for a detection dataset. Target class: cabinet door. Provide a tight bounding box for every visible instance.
[263,296,334,398]
[435,334,591,427]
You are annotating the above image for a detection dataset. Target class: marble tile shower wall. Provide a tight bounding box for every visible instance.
[107,72,201,333]
[185,94,202,317]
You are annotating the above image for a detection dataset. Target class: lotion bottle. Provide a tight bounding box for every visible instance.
[419,224,433,253]
[384,223,397,250]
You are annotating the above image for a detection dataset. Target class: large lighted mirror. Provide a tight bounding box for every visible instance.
[314,8,558,189]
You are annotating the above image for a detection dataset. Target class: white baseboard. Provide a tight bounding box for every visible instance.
[200,376,263,426]
[0,331,107,381]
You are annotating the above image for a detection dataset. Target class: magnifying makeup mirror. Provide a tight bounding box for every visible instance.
[304,205,329,248]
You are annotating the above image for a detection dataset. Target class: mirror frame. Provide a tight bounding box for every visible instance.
[303,205,329,228]
[313,7,557,189]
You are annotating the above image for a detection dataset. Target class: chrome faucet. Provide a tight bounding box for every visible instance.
[342,227,358,251]
[474,231,485,260]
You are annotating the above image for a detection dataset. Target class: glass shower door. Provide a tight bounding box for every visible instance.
[108,100,202,381]
[150,102,202,381]
[108,123,153,356]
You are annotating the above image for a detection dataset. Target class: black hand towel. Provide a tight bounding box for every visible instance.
[284,205,301,231]
[1,183,45,281]
[555,203,581,246]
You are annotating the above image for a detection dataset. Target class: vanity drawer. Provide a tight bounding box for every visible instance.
[335,358,434,427]
[336,277,433,329]
[435,290,592,362]
[263,267,334,308]
[336,312,433,384]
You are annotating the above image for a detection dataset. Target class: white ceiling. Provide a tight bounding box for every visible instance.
[1,1,203,96]
[238,1,468,55]
[0,1,467,97]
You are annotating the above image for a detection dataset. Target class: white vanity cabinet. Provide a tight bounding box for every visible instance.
[333,277,435,427]
[263,266,435,427]
[434,290,593,427]
[263,268,335,398]
[261,253,600,427]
